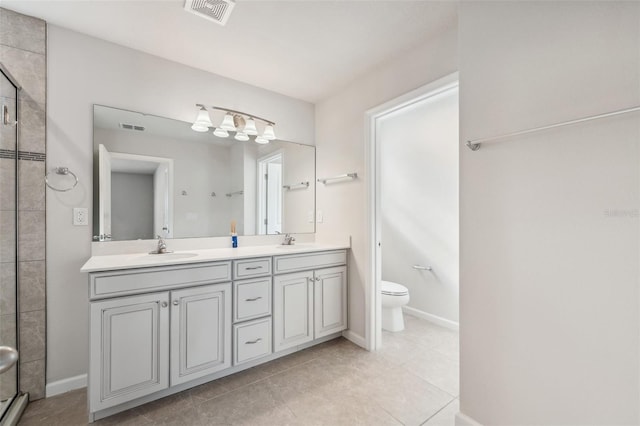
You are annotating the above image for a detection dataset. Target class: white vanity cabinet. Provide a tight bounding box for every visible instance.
[89,292,170,411]
[84,247,348,422]
[170,284,232,386]
[273,250,348,352]
[88,262,232,413]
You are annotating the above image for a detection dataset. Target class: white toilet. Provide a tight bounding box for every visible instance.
[381,280,410,332]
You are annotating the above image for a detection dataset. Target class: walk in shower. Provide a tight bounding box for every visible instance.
[0,63,29,424]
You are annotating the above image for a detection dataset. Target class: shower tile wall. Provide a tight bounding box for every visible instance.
[0,7,47,400]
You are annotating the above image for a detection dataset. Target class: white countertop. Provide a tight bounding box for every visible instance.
[81,243,350,273]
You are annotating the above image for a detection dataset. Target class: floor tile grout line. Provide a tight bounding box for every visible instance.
[419,396,458,426]
[192,355,324,404]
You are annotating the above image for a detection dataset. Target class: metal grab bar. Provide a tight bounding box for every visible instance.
[466,105,640,151]
[317,173,357,184]
[283,181,309,190]
[412,265,433,271]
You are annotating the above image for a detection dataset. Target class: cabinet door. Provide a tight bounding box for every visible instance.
[170,283,231,386]
[314,266,348,338]
[89,292,169,412]
[273,271,314,352]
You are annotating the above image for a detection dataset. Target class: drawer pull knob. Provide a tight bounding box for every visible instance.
[245,338,263,345]
[161,301,168,308]
[245,266,263,270]
[173,300,179,306]
[245,297,263,302]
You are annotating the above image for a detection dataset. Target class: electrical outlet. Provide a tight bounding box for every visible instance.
[316,210,323,223]
[73,207,88,226]
[307,210,314,223]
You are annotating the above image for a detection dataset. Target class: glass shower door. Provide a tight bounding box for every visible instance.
[0,65,19,420]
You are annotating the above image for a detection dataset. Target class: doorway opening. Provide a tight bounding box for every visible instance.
[366,73,459,352]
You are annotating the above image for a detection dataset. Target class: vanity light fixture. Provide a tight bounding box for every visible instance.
[191,104,276,143]
[191,104,214,132]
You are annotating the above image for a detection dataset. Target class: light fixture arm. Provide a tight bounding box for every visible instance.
[208,106,275,126]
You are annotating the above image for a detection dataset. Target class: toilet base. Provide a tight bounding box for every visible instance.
[382,306,405,332]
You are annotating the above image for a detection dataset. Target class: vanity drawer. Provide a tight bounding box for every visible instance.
[273,250,347,274]
[233,257,271,279]
[234,317,272,365]
[234,278,272,323]
[89,262,231,299]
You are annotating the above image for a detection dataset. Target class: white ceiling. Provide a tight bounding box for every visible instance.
[2,0,458,103]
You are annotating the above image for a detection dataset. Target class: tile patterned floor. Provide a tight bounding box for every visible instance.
[19,315,459,425]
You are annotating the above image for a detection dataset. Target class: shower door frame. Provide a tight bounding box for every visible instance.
[0,62,29,425]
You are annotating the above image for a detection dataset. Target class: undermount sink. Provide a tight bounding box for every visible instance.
[275,244,315,249]
[141,252,198,260]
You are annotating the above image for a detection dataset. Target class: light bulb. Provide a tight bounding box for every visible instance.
[213,128,229,138]
[235,132,249,141]
[219,113,236,131]
[191,107,213,132]
[243,118,258,135]
[255,135,269,144]
[262,124,276,140]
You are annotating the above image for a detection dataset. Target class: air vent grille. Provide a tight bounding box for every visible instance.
[119,123,145,131]
[184,0,235,26]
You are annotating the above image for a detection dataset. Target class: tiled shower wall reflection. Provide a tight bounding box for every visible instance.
[0,8,47,400]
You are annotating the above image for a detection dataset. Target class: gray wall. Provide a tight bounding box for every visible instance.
[111,173,154,241]
[0,7,47,400]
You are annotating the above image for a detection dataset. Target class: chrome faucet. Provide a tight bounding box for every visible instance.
[282,233,296,245]
[150,235,171,254]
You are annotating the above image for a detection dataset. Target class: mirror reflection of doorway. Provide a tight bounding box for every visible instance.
[98,144,174,240]
[257,153,283,235]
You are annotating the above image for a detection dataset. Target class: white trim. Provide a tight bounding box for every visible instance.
[342,329,366,348]
[455,412,483,426]
[364,72,459,352]
[403,306,459,331]
[46,374,87,397]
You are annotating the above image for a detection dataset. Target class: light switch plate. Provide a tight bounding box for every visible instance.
[307,210,314,223]
[73,207,88,226]
[316,210,323,223]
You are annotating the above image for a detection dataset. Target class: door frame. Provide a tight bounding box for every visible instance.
[257,151,284,234]
[364,72,458,350]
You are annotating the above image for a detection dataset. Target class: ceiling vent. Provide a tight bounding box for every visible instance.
[119,123,145,131]
[184,0,236,26]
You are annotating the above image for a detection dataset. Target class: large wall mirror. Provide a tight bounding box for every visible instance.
[92,105,315,241]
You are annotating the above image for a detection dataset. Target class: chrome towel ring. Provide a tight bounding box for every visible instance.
[45,167,78,192]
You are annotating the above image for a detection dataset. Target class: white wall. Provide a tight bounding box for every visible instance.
[379,86,458,323]
[315,24,457,340]
[46,25,314,384]
[459,2,640,424]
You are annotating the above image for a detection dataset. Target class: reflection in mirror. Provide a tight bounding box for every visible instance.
[93,105,315,241]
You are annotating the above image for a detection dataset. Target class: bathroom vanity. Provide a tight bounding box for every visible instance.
[81,244,348,422]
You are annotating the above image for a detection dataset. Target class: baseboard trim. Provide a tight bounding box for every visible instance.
[342,329,366,349]
[46,374,87,398]
[403,306,459,331]
[455,412,483,426]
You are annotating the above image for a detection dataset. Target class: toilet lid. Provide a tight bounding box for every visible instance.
[381,280,409,296]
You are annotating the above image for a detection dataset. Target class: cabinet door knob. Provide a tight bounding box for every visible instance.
[161,301,168,308]
[173,300,179,306]
[315,277,321,281]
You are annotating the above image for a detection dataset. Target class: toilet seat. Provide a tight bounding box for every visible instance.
[381,280,409,296]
